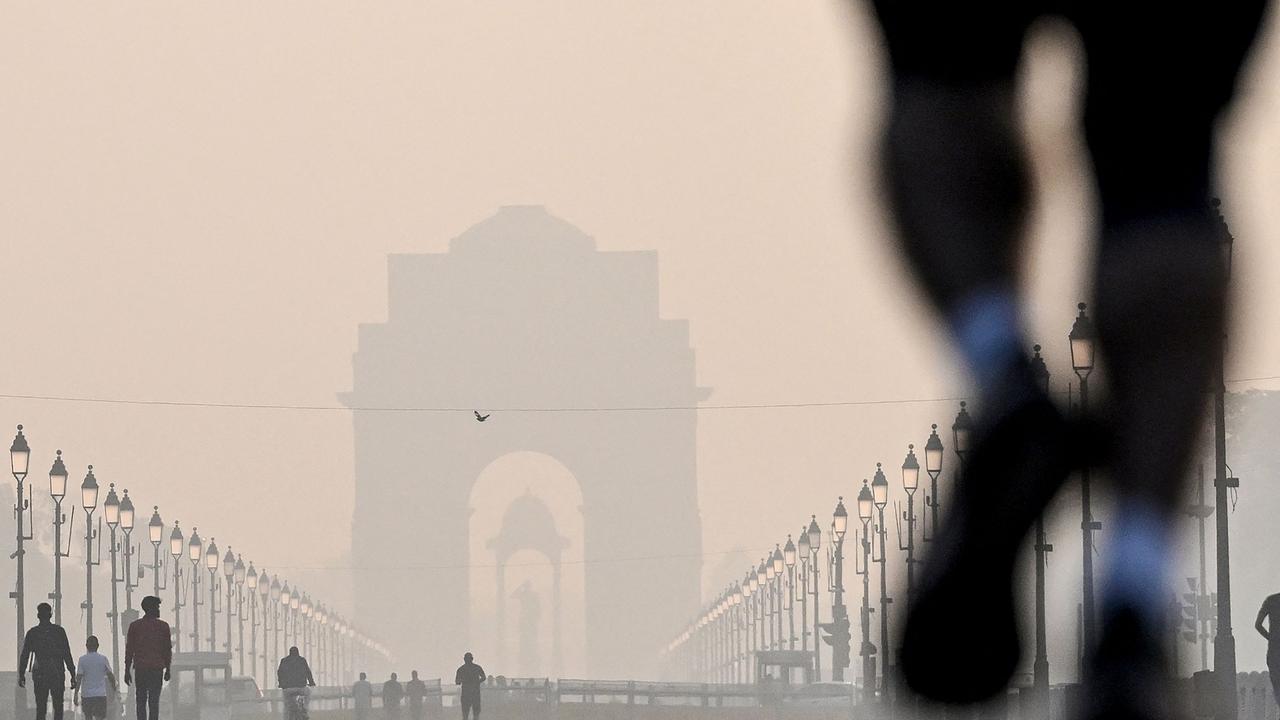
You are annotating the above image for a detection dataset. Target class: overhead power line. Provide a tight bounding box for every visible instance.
[0,373,1277,414]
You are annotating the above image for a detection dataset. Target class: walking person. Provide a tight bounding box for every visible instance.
[74,637,118,720]
[860,0,1271,716]
[352,673,373,720]
[404,672,427,720]
[381,674,404,720]
[1256,592,1280,705]
[454,653,485,720]
[124,596,172,720]
[276,646,316,720]
[18,603,77,720]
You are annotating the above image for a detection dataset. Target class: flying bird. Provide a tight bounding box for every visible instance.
[474,411,490,422]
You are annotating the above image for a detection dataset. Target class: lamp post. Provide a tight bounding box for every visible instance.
[923,425,943,542]
[900,445,920,604]
[222,549,236,660]
[784,536,797,650]
[280,582,292,651]
[732,584,744,683]
[10,427,32,675]
[300,595,312,657]
[872,464,891,707]
[806,516,821,681]
[169,522,184,651]
[796,529,810,654]
[856,481,875,704]
[11,426,32,720]
[743,571,755,682]
[1030,344,1054,718]
[146,508,164,597]
[188,528,203,651]
[757,562,770,652]
[260,572,271,689]
[1211,198,1238,720]
[773,540,783,648]
[272,577,283,667]
[103,484,122,672]
[1069,302,1099,665]
[829,497,848,682]
[205,539,220,653]
[81,466,101,636]
[246,566,259,684]
[234,555,246,675]
[119,490,137,616]
[49,450,69,624]
[290,593,301,651]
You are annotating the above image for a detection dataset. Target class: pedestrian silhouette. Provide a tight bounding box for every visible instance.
[861,0,1270,715]
[473,411,489,422]
[19,602,77,720]
[74,636,117,720]
[124,595,171,720]
[454,653,486,720]
[352,672,374,720]
[1256,593,1280,704]
[404,671,428,720]
[382,673,404,720]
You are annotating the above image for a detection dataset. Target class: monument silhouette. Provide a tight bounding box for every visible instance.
[343,206,705,678]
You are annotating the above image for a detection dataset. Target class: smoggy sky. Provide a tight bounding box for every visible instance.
[2,1,1278,680]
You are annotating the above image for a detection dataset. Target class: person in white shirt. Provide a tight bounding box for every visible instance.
[74,636,117,720]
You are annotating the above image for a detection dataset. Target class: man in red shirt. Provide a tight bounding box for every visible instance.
[123,596,172,720]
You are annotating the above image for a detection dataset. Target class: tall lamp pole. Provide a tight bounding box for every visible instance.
[1211,198,1238,720]
[10,426,32,720]
[796,530,810,654]
[1030,344,1054,717]
[770,548,784,650]
[806,516,822,681]
[923,426,943,543]
[784,537,797,650]
[81,466,101,636]
[829,498,848,682]
[49,451,70,625]
[103,485,122,672]
[743,571,755,682]
[900,446,920,604]
[188,528,203,651]
[1069,302,1099,665]
[235,556,248,675]
[221,549,236,661]
[119,491,137,617]
[871,464,891,707]
[169,523,185,651]
[205,539,220,653]
[260,573,272,688]
[855,482,875,704]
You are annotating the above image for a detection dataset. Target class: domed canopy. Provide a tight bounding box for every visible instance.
[486,489,570,564]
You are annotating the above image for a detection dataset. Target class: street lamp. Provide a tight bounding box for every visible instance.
[796,528,810,655]
[222,548,235,661]
[188,528,203,651]
[246,564,259,683]
[104,484,123,672]
[784,536,797,650]
[148,507,165,596]
[234,555,246,675]
[1030,344,1053,718]
[169,521,184,651]
[901,445,920,605]
[855,480,875,704]
[49,450,69,624]
[923,424,943,542]
[281,582,293,649]
[119,490,137,617]
[259,570,271,688]
[1070,302,1099,665]
[872,463,891,708]
[81,466,102,637]
[205,539,220,653]
[806,514,822,680]
[770,546,784,650]
[10,425,33,697]
[272,576,283,665]
[829,497,849,682]
[952,402,972,462]
[1211,198,1239,720]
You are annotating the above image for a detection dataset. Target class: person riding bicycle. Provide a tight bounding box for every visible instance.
[276,646,316,720]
